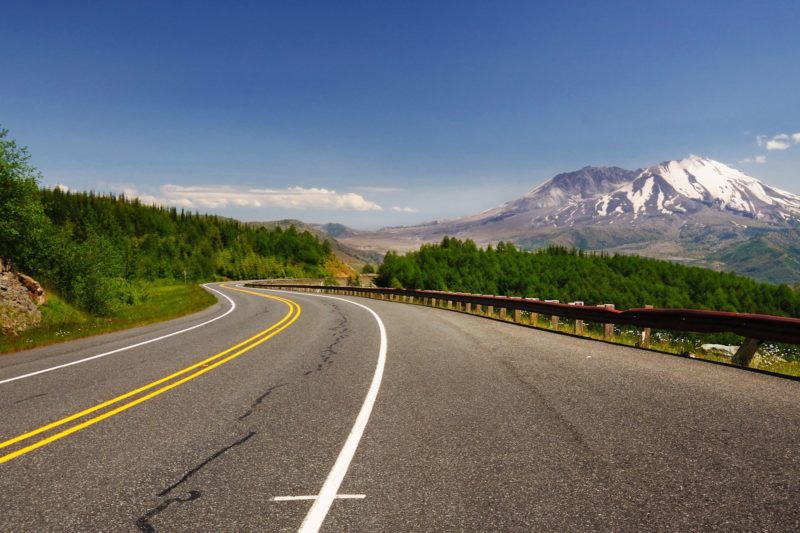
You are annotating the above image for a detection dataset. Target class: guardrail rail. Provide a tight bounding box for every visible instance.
[244,283,800,368]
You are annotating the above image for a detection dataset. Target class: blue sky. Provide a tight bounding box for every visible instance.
[2,1,799,229]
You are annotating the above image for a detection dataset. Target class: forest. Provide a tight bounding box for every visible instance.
[376,237,800,317]
[1,128,334,316]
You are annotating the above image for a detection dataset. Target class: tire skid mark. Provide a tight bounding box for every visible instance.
[134,431,255,532]
[12,392,49,405]
[499,357,593,452]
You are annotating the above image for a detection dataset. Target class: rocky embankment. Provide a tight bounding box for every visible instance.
[0,259,46,336]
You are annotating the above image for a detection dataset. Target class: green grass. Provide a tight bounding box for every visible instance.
[0,283,217,354]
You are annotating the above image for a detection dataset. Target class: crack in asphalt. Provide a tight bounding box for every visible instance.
[303,304,350,376]
[135,491,201,533]
[238,383,288,420]
[134,431,256,532]
[134,300,354,530]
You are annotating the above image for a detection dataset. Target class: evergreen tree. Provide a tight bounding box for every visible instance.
[377,238,800,317]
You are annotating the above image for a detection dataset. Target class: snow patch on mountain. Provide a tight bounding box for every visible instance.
[595,156,800,222]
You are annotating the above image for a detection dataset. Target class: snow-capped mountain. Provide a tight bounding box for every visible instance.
[449,165,638,228]
[446,156,800,232]
[338,157,800,283]
[595,156,800,223]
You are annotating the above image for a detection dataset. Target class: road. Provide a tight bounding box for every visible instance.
[1,283,798,531]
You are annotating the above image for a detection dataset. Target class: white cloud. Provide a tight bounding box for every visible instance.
[52,183,70,192]
[122,184,382,211]
[793,132,800,144]
[391,206,419,213]
[767,139,791,150]
[758,132,793,150]
[354,186,405,193]
[740,155,767,164]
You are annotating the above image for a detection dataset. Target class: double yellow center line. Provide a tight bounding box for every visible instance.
[0,286,300,465]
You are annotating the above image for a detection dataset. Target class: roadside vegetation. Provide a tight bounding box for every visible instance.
[0,126,340,350]
[377,237,800,316]
[0,283,215,354]
[377,237,800,372]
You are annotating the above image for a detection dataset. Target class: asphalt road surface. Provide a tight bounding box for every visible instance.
[1,283,798,532]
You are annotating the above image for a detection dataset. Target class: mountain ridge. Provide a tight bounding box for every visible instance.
[337,156,800,284]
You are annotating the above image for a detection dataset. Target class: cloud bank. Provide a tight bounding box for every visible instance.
[757,132,800,151]
[122,184,382,211]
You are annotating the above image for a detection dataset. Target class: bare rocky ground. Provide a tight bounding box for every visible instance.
[0,259,46,336]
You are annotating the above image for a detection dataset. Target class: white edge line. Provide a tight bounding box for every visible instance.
[251,287,386,533]
[272,495,366,501]
[0,284,236,386]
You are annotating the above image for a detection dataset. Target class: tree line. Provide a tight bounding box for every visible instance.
[1,128,334,315]
[376,237,800,317]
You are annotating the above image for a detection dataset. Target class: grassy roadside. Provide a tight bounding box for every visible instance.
[0,283,217,355]
[495,309,800,378]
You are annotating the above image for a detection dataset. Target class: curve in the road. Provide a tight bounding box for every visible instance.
[0,286,300,465]
[293,292,387,533]
[0,284,237,386]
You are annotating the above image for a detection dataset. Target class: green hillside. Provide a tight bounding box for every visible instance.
[377,237,800,317]
[1,128,334,317]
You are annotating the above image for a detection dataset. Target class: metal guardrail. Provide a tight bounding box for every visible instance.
[244,283,800,367]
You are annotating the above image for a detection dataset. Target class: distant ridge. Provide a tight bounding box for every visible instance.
[336,157,800,284]
[247,219,382,267]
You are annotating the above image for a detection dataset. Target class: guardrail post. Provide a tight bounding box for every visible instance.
[545,300,559,329]
[513,309,520,322]
[476,303,482,314]
[732,338,764,367]
[487,304,494,317]
[571,302,584,334]
[602,304,615,338]
[431,297,437,307]
[499,307,507,320]
[447,299,453,310]
[638,305,653,348]
[527,298,539,326]
[466,302,472,313]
